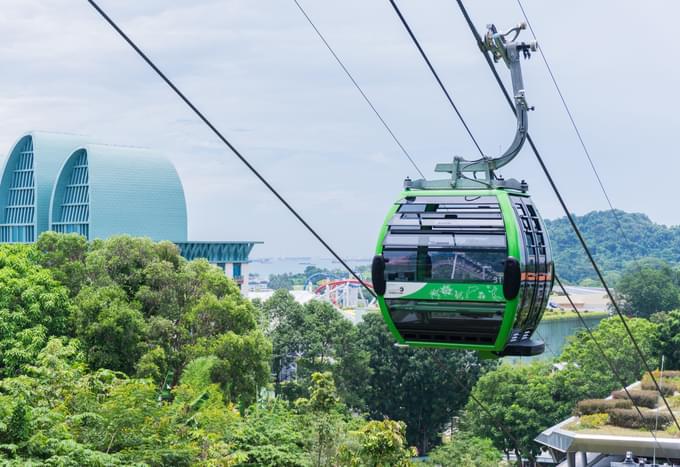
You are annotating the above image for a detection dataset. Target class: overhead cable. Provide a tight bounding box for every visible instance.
[452,0,680,432]
[293,0,425,178]
[85,3,537,451]
[85,0,374,296]
[556,276,671,460]
[387,0,486,158]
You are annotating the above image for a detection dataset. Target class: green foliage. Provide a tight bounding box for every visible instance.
[337,420,414,467]
[461,362,566,460]
[208,330,272,406]
[36,231,88,296]
[261,291,371,408]
[34,234,273,406]
[75,285,147,374]
[651,310,680,370]
[616,259,680,316]
[608,408,672,430]
[575,399,632,416]
[545,209,680,283]
[611,389,659,409]
[576,413,608,429]
[296,372,345,467]
[267,273,295,291]
[552,317,660,403]
[426,434,502,467]
[462,315,663,459]
[0,234,423,466]
[0,244,74,375]
[231,400,309,467]
[356,312,493,454]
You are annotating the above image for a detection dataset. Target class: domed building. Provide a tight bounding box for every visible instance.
[0,131,259,289]
[49,144,187,241]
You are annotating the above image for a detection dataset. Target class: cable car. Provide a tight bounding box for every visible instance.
[371,23,554,357]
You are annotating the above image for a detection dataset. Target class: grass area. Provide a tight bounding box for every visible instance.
[540,310,609,322]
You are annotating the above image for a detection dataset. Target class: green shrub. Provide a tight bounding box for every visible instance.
[611,390,659,409]
[578,413,608,429]
[608,408,672,430]
[648,370,680,379]
[640,380,675,396]
[575,398,632,415]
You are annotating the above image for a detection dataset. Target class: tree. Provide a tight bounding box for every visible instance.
[296,372,344,467]
[337,420,414,467]
[426,434,502,467]
[356,312,494,454]
[553,316,660,403]
[231,400,309,467]
[461,362,565,461]
[0,244,74,375]
[616,259,680,317]
[65,235,271,402]
[650,309,680,370]
[268,273,295,291]
[0,338,244,466]
[35,231,88,296]
[260,292,371,407]
[74,285,147,374]
[545,209,680,283]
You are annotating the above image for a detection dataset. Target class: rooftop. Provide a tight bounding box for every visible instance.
[536,378,680,463]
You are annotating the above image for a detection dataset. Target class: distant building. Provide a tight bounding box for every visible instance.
[0,131,260,289]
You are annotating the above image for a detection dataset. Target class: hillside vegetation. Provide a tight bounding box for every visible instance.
[545,209,680,283]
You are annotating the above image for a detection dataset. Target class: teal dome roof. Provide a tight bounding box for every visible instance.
[50,144,187,242]
[0,132,87,242]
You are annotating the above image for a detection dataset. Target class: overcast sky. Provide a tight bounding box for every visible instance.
[0,0,677,258]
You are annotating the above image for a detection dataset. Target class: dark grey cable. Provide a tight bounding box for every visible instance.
[85,0,375,298]
[293,0,425,179]
[387,0,486,159]
[556,276,671,461]
[453,0,680,432]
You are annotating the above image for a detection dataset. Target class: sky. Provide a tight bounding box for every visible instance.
[0,0,677,259]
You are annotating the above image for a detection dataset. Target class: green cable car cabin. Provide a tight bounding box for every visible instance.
[371,22,553,357]
[371,189,553,356]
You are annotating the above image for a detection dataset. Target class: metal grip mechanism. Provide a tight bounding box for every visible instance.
[405,21,537,192]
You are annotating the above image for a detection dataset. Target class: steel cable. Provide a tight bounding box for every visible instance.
[452,0,680,432]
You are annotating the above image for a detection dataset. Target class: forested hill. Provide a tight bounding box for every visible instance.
[545,210,680,283]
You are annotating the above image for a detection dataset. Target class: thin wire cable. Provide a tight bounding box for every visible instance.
[555,276,671,461]
[85,3,536,455]
[387,0,486,159]
[452,0,680,432]
[85,0,375,298]
[516,0,658,316]
[293,0,425,179]
[533,329,557,359]
[515,0,617,215]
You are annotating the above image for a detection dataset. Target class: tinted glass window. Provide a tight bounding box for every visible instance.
[429,250,505,283]
[384,250,417,281]
[455,234,506,248]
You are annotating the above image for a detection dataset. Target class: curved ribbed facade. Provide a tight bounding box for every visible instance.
[50,144,187,241]
[0,132,86,242]
[0,131,259,291]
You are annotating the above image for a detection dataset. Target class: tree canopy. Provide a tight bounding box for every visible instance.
[545,209,680,283]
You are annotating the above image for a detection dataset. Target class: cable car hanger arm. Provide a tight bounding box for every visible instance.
[407,23,537,191]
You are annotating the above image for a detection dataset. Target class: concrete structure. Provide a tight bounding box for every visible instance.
[0,132,259,289]
[535,382,680,466]
[177,241,261,290]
